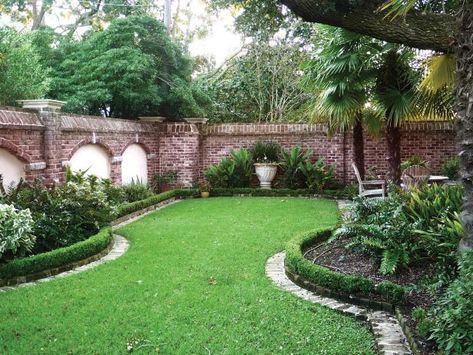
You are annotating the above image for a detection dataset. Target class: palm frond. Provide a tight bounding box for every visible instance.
[420,54,456,94]
[378,0,417,19]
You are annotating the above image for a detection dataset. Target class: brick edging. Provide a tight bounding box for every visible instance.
[0,198,181,292]
[266,252,412,355]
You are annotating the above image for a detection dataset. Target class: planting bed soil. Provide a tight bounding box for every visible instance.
[304,238,439,354]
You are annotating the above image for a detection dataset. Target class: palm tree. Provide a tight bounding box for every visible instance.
[304,27,382,179]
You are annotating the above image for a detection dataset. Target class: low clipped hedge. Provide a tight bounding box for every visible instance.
[116,188,199,218]
[285,228,405,305]
[0,227,113,280]
[210,188,352,199]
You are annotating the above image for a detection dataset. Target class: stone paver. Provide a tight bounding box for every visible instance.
[266,252,411,355]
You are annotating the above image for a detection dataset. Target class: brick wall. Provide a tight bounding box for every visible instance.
[0,101,456,188]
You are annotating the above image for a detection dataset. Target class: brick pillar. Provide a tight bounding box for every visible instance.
[19,99,65,183]
[186,118,208,185]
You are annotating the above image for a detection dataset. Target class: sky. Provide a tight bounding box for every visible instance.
[0,0,244,66]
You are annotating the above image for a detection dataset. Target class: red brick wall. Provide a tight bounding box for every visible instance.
[0,106,456,188]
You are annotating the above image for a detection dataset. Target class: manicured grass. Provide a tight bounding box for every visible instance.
[0,197,375,354]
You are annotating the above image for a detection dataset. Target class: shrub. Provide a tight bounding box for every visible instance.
[285,229,405,304]
[299,158,335,192]
[334,185,464,275]
[400,155,429,171]
[204,149,253,188]
[121,181,153,203]
[0,227,112,279]
[279,147,311,189]
[441,157,460,180]
[150,171,177,193]
[250,141,281,163]
[7,179,113,254]
[429,251,473,354]
[0,204,36,262]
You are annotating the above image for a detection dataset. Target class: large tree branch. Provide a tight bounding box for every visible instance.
[280,0,456,52]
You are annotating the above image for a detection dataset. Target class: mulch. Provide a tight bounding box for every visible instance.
[304,238,439,354]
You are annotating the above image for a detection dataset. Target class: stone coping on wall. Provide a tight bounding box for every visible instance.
[0,108,44,129]
[60,114,154,133]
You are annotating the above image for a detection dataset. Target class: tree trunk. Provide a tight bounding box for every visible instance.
[456,3,473,251]
[386,123,401,184]
[281,0,455,52]
[353,113,365,180]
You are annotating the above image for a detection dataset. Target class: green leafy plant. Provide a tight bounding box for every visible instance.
[279,146,312,189]
[333,184,464,275]
[204,149,253,188]
[250,141,281,163]
[6,177,113,254]
[121,181,153,203]
[151,171,177,193]
[441,157,460,180]
[400,155,429,171]
[0,204,36,262]
[298,157,335,192]
[429,250,473,354]
[411,307,433,338]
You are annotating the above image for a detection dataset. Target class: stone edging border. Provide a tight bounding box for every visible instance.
[0,198,182,292]
[266,252,412,355]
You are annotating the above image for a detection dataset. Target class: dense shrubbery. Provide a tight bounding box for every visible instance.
[250,141,281,163]
[204,149,253,188]
[333,184,463,275]
[5,179,113,254]
[0,227,112,279]
[428,250,473,354]
[441,157,460,180]
[204,144,336,191]
[0,204,36,262]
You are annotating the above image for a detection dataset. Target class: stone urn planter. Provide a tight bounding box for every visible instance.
[254,163,278,189]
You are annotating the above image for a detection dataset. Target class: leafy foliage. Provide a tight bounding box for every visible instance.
[204,149,253,188]
[334,184,464,274]
[121,182,153,203]
[250,141,281,163]
[441,157,460,180]
[46,16,209,119]
[0,28,49,105]
[428,250,473,354]
[299,158,335,193]
[400,155,429,171]
[279,147,312,189]
[5,178,113,254]
[0,204,36,262]
[198,41,310,122]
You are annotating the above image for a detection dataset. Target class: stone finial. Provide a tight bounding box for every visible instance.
[17,99,66,112]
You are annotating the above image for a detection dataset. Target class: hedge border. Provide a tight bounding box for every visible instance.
[0,188,350,287]
[285,228,406,308]
[0,227,113,283]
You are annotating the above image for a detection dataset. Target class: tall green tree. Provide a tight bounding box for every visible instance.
[304,28,383,179]
[278,0,473,251]
[47,16,208,119]
[0,28,49,105]
[199,40,310,122]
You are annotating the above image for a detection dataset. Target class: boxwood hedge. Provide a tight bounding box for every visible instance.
[285,229,405,304]
[0,227,113,280]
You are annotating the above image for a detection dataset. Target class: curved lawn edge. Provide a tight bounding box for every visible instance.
[0,227,114,284]
[285,228,406,307]
[266,252,412,354]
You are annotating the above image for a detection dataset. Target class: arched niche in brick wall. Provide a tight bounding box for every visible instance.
[121,144,148,184]
[0,148,25,191]
[69,144,111,179]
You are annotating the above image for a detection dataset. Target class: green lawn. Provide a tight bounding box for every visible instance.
[0,197,375,354]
